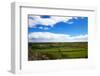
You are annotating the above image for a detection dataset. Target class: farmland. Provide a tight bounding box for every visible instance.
[28,42,88,61]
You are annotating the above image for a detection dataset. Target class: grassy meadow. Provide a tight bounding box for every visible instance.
[28,42,88,61]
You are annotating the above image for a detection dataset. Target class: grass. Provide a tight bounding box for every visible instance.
[28,42,88,60]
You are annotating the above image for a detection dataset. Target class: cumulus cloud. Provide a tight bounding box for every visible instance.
[38,26,49,30]
[28,16,74,28]
[28,32,88,42]
[38,27,43,29]
[44,27,49,30]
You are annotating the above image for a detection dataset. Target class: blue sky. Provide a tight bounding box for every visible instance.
[28,15,88,42]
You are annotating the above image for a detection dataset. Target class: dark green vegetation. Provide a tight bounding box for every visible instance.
[28,42,88,61]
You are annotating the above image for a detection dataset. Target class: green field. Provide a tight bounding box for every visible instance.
[28,42,88,60]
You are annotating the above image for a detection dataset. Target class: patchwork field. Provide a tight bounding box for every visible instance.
[28,42,88,61]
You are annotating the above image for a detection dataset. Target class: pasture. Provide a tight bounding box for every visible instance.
[28,42,88,60]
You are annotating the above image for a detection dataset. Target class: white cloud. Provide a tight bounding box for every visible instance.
[44,27,49,30]
[38,27,43,29]
[67,21,74,24]
[29,16,74,28]
[38,27,49,30]
[71,35,88,42]
[28,32,88,42]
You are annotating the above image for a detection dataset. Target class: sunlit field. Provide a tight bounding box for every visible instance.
[28,42,88,60]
